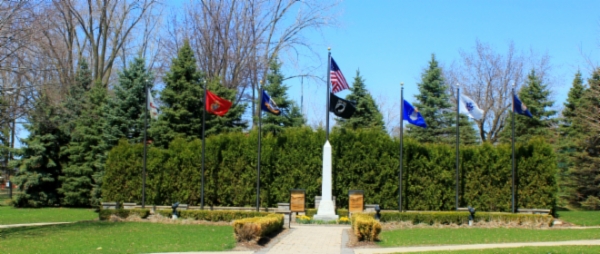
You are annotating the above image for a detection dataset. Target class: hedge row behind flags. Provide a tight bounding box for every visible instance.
[102,127,557,212]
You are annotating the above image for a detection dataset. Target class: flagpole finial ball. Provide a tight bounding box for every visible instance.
[400,82,404,87]
[260,80,264,85]
[328,47,331,51]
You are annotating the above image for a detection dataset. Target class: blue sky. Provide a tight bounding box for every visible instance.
[278,0,600,129]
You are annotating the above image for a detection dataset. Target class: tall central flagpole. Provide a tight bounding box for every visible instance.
[257,81,263,212]
[201,80,207,210]
[142,80,148,208]
[511,84,516,213]
[326,49,331,140]
[455,85,460,211]
[399,83,404,212]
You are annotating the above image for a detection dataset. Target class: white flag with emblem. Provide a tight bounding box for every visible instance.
[459,94,483,120]
[148,89,159,120]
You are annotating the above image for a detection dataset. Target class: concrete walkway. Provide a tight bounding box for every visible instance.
[0,222,72,229]
[355,239,600,254]
[261,225,350,254]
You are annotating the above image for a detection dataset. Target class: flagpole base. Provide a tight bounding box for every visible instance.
[314,199,338,222]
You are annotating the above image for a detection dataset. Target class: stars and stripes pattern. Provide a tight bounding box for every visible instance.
[330,57,349,93]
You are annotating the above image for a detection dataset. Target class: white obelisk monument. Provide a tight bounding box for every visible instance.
[313,49,338,222]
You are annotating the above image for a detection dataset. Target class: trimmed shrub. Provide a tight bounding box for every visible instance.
[99,208,150,220]
[351,213,381,242]
[379,211,553,226]
[103,128,557,212]
[233,214,284,242]
[156,209,271,221]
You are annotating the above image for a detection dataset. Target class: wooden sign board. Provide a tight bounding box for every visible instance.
[348,190,364,213]
[290,189,305,212]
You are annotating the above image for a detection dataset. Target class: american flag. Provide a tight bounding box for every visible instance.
[330,57,349,93]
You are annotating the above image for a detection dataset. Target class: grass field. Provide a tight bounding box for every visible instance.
[0,206,98,225]
[0,221,236,254]
[557,210,600,226]
[378,228,600,247]
[420,245,600,253]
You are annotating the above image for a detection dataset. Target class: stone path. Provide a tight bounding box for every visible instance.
[260,225,350,254]
[356,239,600,254]
[0,222,72,229]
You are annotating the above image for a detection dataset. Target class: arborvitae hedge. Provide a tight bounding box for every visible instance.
[102,128,557,212]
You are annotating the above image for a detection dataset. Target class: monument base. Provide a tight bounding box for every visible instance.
[313,199,338,222]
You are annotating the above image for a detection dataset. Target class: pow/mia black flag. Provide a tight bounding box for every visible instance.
[329,93,355,119]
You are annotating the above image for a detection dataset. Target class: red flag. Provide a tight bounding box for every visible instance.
[205,90,232,116]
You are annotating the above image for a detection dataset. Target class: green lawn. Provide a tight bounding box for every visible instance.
[420,245,600,253]
[378,228,600,247]
[0,206,98,225]
[0,221,236,254]
[557,211,600,226]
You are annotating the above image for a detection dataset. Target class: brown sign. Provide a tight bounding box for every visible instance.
[349,193,364,213]
[290,191,305,212]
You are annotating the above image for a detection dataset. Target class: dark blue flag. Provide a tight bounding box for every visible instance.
[403,100,427,128]
[513,94,533,118]
[261,90,281,115]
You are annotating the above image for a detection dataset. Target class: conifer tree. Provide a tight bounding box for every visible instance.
[336,70,384,130]
[260,59,305,134]
[60,81,108,207]
[58,60,98,207]
[556,71,586,205]
[499,69,557,144]
[149,41,204,147]
[407,54,477,145]
[569,68,600,208]
[12,94,69,207]
[104,57,154,148]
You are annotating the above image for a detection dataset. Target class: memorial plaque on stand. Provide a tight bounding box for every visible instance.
[348,190,364,213]
[290,189,306,212]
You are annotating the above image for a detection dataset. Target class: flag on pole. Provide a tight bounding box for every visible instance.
[147,89,159,120]
[329,93,355,119]
[403,100,427,128]
[206,90,232,116]
[459,94,484,120]
[513,93,533,118]
[261,90,281,115]
[330,57,350,93]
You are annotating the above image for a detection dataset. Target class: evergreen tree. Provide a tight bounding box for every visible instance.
[336,70,384,130]
[260,59,305,134]
[149,41,204,147]
[12,94,69,207]
[406,54,477,145]
[60,81,108,207]
[499,69,557,144]
[104,57,154,148]
[556,71,586,205]
[569,68,600,208]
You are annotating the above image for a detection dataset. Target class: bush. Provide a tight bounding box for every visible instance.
[351,213,381,242]
[99,208,150,220]
[379,211,553,226]
[103,129,556,212]
[156,209,271,222]
[233,214,284,242]
[581,196,600,210]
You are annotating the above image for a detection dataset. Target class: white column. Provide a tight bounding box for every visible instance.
[313,141,338,221]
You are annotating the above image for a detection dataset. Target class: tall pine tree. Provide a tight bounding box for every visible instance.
[260,59,305,134]
[557,71,586,206]
[336,70,384,130]
[499,69,557,144]
[569,68,600,208]
[12,94,69,207]
[60,81,108,207]
[407,54,477,145]
[104,57,154,148]
[149,41,204,147]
